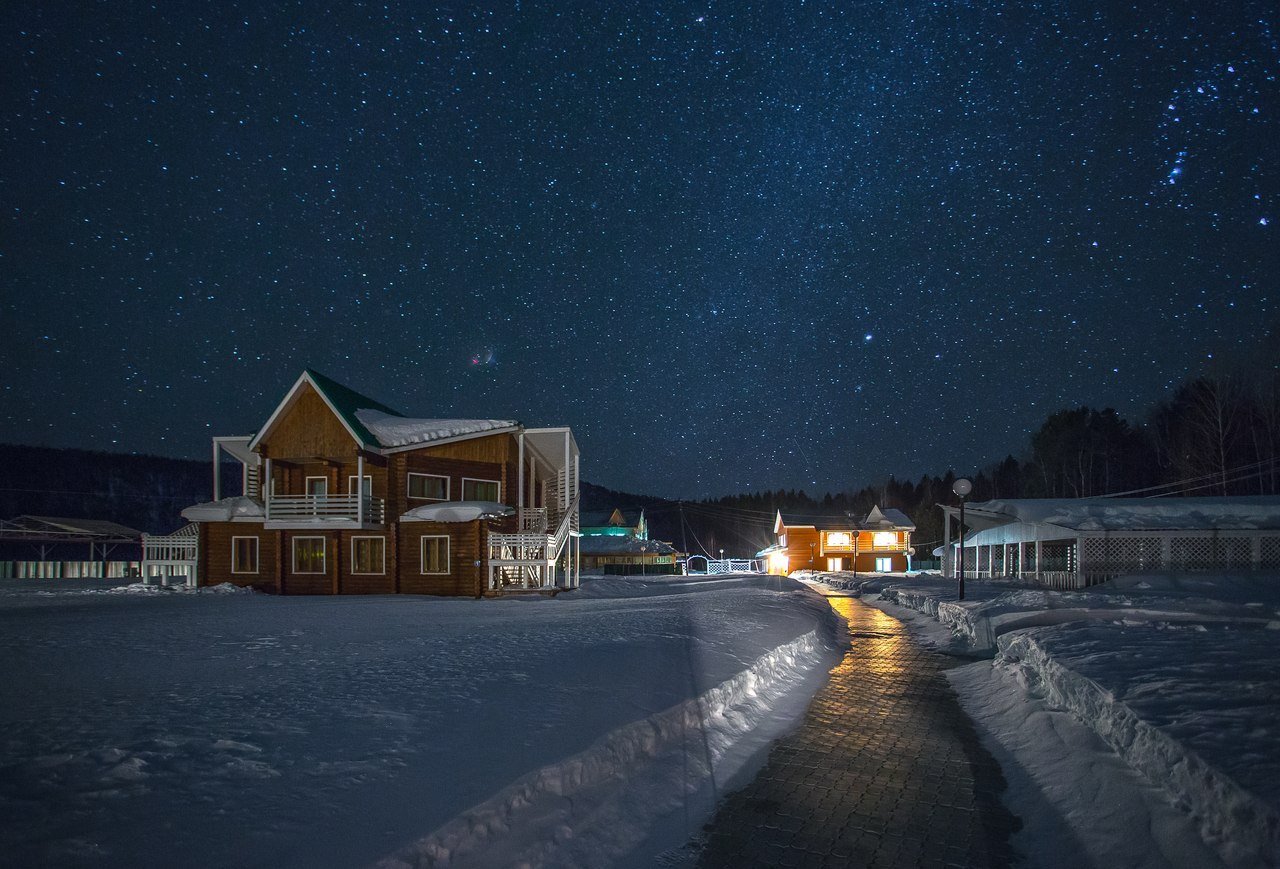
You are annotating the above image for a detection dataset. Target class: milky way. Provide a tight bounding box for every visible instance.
[2,2,1276,497]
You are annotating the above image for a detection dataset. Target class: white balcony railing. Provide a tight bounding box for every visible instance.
[266,494,385,524]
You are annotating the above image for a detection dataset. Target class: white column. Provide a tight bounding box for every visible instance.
[264,458,273,512]
[517,430,525,528]
[562,432,570,510]
[356,453,365,525]
[1034,537,1042,582]
[212,441,221,501]
[943,509,952,578]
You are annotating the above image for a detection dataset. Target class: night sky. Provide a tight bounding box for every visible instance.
[2,2,1276,498]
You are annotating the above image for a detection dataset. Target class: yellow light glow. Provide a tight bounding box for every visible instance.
[768,551,789,574]
[873,532,897,548]
[827,532,851,547]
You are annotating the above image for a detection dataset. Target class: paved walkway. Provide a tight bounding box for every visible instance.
[695,596,1020,868]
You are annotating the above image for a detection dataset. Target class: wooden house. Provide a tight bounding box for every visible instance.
[763,506,915,575]
[577,507,681,574]
[145,370,580,596]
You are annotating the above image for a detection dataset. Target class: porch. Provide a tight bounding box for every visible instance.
[486,427,581,593]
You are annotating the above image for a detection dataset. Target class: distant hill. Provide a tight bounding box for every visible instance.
[0,444,229,534]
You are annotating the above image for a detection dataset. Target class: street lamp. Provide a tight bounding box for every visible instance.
[952,478,972,600]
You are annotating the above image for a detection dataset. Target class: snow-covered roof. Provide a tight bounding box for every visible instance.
[952,497,1280,533]
[578,536,678,556]
[180,496,266,522]
[400,501,515,523]
[356,410,517,450]
[859,506,915,531]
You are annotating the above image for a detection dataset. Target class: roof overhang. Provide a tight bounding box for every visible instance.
[379,424,522,455]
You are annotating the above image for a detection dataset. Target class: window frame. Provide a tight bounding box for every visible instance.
[875,556,893,572]
[407,472,450,502]
[347,475,373,496]
[872,531,898,549]
[292,536,327,574]
[350,535,386,575]
[461,477,501,502]
[305,476,329,497]
[420,535,450,575]
[231,536,259,574]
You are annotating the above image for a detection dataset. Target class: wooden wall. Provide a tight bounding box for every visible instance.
[201,522,280,593]
[397,520,483,596]
[259,383,358,459]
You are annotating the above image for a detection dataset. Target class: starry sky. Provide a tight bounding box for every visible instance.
[2,1,1277,498]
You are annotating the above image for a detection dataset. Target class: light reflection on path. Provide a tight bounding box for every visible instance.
[696,593,1020,867]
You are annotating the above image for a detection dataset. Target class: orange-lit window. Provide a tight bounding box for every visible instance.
[826,532,851,547]
[873,531,897,548]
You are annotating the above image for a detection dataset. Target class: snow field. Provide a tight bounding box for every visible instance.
[0,573,842,868]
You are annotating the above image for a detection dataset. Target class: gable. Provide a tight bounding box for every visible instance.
[256,382,360,458]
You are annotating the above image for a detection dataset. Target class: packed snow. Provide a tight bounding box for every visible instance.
[0,574,842,868]
[801,569,1280,867]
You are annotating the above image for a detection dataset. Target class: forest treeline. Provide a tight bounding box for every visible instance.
[641,368,1280,558]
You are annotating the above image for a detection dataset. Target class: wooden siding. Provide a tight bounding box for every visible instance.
[200,522,279,592]
[783,526,822,571]
[258,382,359,459]
[398,520,483,596]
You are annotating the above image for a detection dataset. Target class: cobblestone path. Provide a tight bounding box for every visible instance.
[695,596,1021,868]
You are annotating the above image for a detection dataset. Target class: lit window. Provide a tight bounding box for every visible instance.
[408,473,449,500]
[231,537,259,574]
[351,537,385,574]
[293,537,326,573]
[827,532,851,547]
[462,478,500,501]
[873,532,897,548]
[421,536,450,574]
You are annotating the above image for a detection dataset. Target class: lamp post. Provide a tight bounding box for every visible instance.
[952,478,972,600]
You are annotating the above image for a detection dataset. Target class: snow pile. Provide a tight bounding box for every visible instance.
[997,622,1280,866]
[356,410,516,448]
[401,501,514,523]
[180,495,264,521]
[0,574,839,867]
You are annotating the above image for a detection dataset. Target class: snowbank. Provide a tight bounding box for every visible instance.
[998,623,1280,866]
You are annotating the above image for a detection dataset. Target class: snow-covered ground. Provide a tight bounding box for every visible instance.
[0,574,843,868]
[800,570,1280,867]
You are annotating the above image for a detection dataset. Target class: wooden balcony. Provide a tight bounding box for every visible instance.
[265,494,385,528]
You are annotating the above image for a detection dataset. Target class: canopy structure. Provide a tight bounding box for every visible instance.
[0,516,144,579]
[937,497,1280,590]
[0,515,142,544]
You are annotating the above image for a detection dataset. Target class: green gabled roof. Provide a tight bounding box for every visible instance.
[303,368,403,449]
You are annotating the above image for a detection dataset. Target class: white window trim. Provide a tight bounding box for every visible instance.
[351,535,386,575]
[305,476,329,496]
[421,535,450,575]
[348,474,373,496]
[875,557,893,572]
[292,536,326,574]
[231,536,259,574]
[407,472,450,501]
[461,477,501,502]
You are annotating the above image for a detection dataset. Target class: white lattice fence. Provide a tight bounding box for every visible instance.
[1262,537,1280,569]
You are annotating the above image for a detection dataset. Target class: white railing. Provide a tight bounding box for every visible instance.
[142,524,199,588]
[266,494,384,524]
[143,524,199,562]
[520,507,548,533]
[488,494,579,592]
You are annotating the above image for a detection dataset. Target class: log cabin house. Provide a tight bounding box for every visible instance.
[143,370,580,595]
[762,506,915,575]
